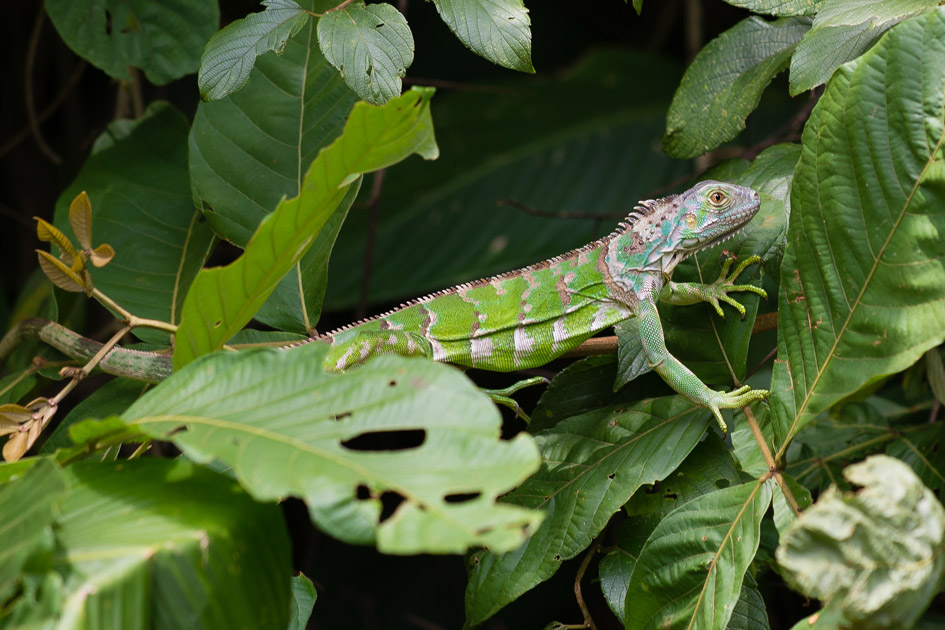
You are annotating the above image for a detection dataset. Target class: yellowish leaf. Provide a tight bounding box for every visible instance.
[3,431,28,462]
[37,250,89,294]
[89,243,116,268]
[34,217,77,263]
[69,191,94,250]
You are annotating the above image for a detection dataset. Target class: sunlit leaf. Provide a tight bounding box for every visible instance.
[35,251,87,294]
[431,0,534,72]
[67,192,93,251]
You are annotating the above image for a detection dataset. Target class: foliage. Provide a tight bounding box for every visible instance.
[2,1,944,629]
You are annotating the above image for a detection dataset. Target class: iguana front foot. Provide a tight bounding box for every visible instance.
[702,385,769,435]
[482,376,550,423]
[704,255,767,317]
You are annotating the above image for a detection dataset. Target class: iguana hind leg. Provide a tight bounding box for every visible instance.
[481,376,549,423]
[637,297,768,434]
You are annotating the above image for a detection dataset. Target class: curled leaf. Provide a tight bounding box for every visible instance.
[3,431,29,462]
[89,243,116,268]
[34,217,77,263]
[36,250,91,294]
[0,404,33,435]
[776,455,945,629]
[69,191,94,250]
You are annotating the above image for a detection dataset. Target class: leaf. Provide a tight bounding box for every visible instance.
[726,578,770,630]
[599,513,661,624]
[0,459,67,596]
[174,87,438,369]
[464,397,711,626]
[663,16,810,159]
[625,480,774,630]
[190,7,358,332]
[789,0,940,94]
[771,472,812,537]
[776,455,945,629]
[53,102,215,344]
[287,574,317,630]
[770,9,945,449]
[45,0,219,85]
[67,192,93,251]
[722,0,823,15]
[317,2,414,105]
[128,343,542,554]
[431,0,534,73]
[886,424,945,494]
[35,250,87,294]
[926,348,945,404]
[40,378,148,454]
[34,218,76,264]
[198,0,310,101]
[614,319,651,388]
[87,243,115,268]
[50,459,291,629]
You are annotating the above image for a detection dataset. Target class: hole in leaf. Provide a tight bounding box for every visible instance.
[444,492,481,504]
[664,492,678,500]
[332,411,352,421]
[104,10,113,35]
[714,478,731,489]
[167,425,188,436]
[553,555,561,561]
[378,490,404,523]
[213,320,222,328]
[341,429,425,451]
[375,22,384,27]
[607,473,616,480]
[644,482,661,494]
[388,380,397,387]
[356,484,371,500]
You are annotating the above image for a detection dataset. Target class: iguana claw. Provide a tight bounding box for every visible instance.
[705,255,767,318]
[704,385,769,435]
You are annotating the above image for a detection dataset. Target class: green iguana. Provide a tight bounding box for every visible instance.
[315,179,768,432]
[6,180,767,433]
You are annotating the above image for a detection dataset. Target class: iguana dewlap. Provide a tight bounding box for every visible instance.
[316,180,768,432]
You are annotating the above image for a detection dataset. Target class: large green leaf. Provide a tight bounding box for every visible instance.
[770,9,945,450]
[326,49,690,309]
[886,423,945,493]
[464,397,711,626]
[198,0,310,101]
[53,103,214,345]
[599,514,661,625]
[41,378,148,454]
[664,16,810,158]
[189,5,358,333]
[317,2,414,106]
[45,0,218,84]
[50,459,290,630]
[0,460,67,598]
[125,343,542,554]
[431,0,534,73]
[788,0,939,94]
[723,0,823,15]
[625,480,773,630]
[776,455,945,629]
[174,87,438,368]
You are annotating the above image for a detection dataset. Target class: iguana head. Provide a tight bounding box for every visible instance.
[620,180,760,274]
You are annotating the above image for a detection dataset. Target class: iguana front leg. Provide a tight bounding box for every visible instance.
[636,296,768,434]
[659,255,766,317]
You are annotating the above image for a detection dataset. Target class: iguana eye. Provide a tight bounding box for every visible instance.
[708,190,728,207]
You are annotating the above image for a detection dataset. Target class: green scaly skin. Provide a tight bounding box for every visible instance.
[315,180,768,433]
[3,181,768,432]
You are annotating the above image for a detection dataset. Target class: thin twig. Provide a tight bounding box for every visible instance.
[745,345,778,380]
[573,542,600,630]
[744,405,802,516]
[25,4,61,164]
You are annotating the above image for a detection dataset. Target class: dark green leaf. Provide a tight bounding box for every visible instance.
[599,513,661,624]
[886,423,945,494]
[663,16,810,158]
[40,378,148,453]
[431,0,534,72]
[926,348,945,404]
[771,9,945,449]
[129,343,542,554]
[776,455,945,629]
[723,0,823,15]
[789,0,939,94]
[464,397,711,626]
[53,103,215,345]
[52,459,291,629]
[198,0,310,101]
[174,88,438,368]
[0,460,67,597]
[317,2,414,105]
[45,0,219,84]
[726,578,770,630]
[625,480,773,629]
